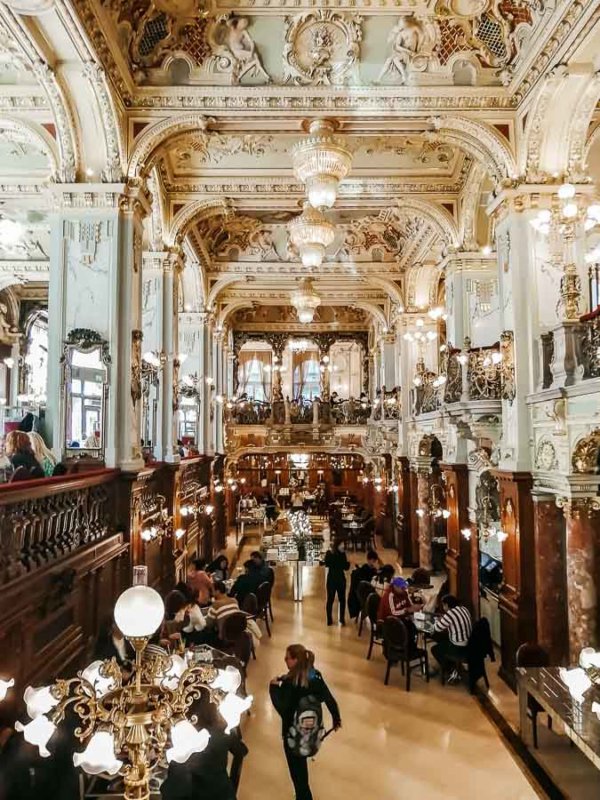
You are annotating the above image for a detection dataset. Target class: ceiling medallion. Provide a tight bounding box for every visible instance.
[291,278,321,325]
[288,203,336,268]
[292,119,352,210]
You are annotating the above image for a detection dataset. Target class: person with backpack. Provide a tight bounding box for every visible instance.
[269,644,341,800]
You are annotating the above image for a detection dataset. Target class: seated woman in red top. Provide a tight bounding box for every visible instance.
[378,577,423,620]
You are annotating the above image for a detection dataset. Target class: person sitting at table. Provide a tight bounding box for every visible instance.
[431,594,473,684]
[174,581,208,644]
[250,551,272,585]
[207,554,230,582]
[378,577,423,620]
[348,550,380,619]
[206,581,242,641]
[230,560,259,606]
[371,564,395,597]
[187,558,214,606]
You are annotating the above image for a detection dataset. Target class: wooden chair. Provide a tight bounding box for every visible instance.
[382,617,429,691]
[357,581,374,637]
[245,582,273,637]
[221,612,253,667]
[365,593,384,660]
[442,617,494,694]
[516,643,551,748]
[265,567,275,622]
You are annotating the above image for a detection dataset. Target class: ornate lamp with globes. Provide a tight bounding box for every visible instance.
[13,567,251,800]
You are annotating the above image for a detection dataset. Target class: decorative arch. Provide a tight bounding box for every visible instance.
[349,301,388,329]
[0,115,59,177]
[216,301,255,330]
[458,161,487,250]
[429,116,517,186]
[522,67,600,181]
[127,113,213,180]
[83,62,126,182]
[397,197,460,249]
[168,198,231,246]
[206,275,248,309]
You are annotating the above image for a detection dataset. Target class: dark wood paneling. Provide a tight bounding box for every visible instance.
[442,464,476,613]
[492,469,537,690]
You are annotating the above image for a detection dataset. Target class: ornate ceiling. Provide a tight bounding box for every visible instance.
[0,0,598,333]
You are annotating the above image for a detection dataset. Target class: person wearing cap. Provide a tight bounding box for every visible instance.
[377,577,423,621]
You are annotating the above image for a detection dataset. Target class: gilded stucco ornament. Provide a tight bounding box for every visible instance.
[283,10,362,86]
[572,430,600,475]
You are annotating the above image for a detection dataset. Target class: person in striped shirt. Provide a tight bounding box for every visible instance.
[206,581,242,640]
[431,594,473,684]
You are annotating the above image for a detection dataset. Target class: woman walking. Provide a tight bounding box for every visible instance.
[324,540,350,626]
[270,644,341,800]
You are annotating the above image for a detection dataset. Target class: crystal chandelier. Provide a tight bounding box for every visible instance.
[288,203,336,268]
[292,119,352,210]
[13,571,252,800]
[291,277,321,324]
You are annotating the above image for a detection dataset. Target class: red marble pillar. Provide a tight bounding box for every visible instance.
[417,470,432,570]
[532,494,568,665]
[564,500,600,662]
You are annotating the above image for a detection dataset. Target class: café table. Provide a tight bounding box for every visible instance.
[517,666,600,771]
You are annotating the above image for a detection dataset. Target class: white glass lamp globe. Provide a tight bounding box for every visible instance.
[0,678,14,701]
[15,715,56,757]
[166,720,210,764]
[300,243,324,268]
[73,730,123,775]
[307,175,338,209]
[297,307,315,324]
[114,585,165,639]
[23,685,59,719]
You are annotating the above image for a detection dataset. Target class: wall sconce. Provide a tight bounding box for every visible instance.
[174,528,185,541]
[417,483,450,519]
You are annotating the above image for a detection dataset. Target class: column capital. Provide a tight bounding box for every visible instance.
[488,181,597,223]
[556,495,600,519]
[50,179,152,217]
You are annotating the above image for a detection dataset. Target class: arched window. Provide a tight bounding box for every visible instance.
[293,358,320,400]
[245,358,266,401]
[24,312,48,403]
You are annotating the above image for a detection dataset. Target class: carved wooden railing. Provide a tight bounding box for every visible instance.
[0,469,119,585]
[581,307,600,379]
[373,388,401,421]
[331,398,371,425]
[467,347,501,400]
[225,397,372,426]
[225,398,272,424]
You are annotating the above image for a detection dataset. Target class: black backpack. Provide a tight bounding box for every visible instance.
[286,693,325,757]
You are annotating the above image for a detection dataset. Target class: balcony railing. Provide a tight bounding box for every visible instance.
[225,396,373,426]
[412,337,513,416]
[538,308,600,388]
[373,388,401,421]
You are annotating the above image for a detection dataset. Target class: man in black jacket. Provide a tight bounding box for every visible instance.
[348,550,380,619]
[324,541,350,626]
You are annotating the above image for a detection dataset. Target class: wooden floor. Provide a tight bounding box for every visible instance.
[237,558,539,800]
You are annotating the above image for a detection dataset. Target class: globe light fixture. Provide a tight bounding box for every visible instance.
[113,584,165,640]
[292,119,352,210]
[73,730,123,775]
[288,203,335,268]
[291,277,321,324]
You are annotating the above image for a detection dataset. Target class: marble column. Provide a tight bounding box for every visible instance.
[416,467,432,571]
[533,494,568,665]
[564,499,600,661]
[161,250,181,464]
[8,342,20,407]
[47,182,149,470]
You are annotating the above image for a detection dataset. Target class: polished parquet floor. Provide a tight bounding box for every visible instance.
[237,558,538,800]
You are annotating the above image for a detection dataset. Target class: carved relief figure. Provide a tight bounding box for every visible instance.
[197,215,277,261]
[378,16,435,84]
[207,16,270,85]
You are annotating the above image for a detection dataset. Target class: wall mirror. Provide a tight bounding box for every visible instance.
[61,329,110,459]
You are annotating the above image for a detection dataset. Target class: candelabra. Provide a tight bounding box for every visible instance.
[530,183,600,321]
[13,572,252,800]
[416,483,450,520]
